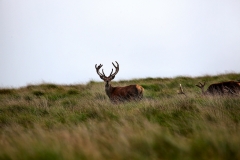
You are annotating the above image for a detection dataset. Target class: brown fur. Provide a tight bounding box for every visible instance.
[107,84,144,102]
[197,81,240,95]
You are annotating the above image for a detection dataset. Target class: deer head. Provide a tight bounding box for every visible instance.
[95,61,119,97]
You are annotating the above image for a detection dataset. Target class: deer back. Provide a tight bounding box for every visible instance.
[110,85,144,101]
[207,81,240,95]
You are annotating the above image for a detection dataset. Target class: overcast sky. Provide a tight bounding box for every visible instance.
[1,0,240,88]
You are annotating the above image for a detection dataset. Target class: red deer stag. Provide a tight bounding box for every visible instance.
[95,61,144,102]
[196,81,240,96]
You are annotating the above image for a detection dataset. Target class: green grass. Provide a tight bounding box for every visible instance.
[0,73,240,160]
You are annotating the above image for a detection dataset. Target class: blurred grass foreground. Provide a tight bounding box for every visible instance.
[0,73,240,160]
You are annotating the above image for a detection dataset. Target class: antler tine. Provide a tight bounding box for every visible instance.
[109,69,113,77]
[196,82,205,88]
[179,84,184,93]
[102,69,106,77]
[112,61,119,68]
[196,84,201,88]
[95,64,103,76]
[196,82,203,88]
[95,64,101,70]
[95,63,107,81]
[178,84,187,96]
[110,61,119,77]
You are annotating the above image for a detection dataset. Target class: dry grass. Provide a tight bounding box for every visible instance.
[0,73,240,160]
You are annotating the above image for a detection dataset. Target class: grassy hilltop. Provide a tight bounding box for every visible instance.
[0,73,240,160]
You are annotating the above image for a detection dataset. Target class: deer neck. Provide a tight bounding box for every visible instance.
[105,82,113,98]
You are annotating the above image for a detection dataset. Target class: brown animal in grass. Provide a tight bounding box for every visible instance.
[196,81,240,96]
[95,61,144,102]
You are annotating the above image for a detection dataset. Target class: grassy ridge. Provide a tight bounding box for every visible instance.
[0,73,240,160]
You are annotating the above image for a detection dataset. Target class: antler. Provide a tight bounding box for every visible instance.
[95,63,106,81]
[108,61,119,80]
[196,82,206,94]
[196,82,206,89]
[178,84,187,96]
[95,61,119,81]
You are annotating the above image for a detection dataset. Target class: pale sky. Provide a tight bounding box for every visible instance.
[1,0,240,88]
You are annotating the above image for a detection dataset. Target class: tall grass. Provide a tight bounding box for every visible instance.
[0,73,240,160]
